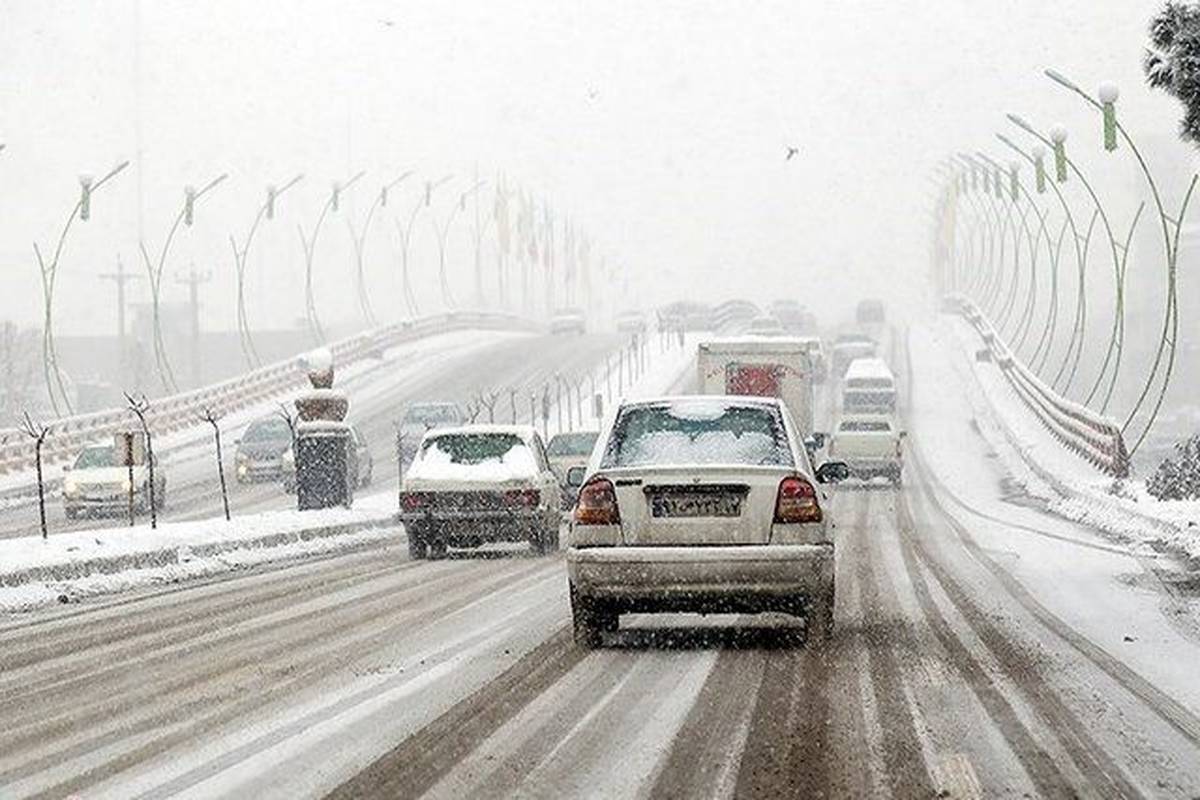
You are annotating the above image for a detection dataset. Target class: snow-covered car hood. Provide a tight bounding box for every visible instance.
[65,466,147,486]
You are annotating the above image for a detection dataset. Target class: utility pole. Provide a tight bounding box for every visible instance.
[99,256,143,389]
[175,264,211,388]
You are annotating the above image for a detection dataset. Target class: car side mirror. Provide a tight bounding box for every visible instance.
[805,432,827,451]
[899,431,908,439]
[566,466,586,488]
[815,461,851,484]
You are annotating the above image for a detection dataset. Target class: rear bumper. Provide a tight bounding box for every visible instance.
[841,458,901,478]
[400,508,547,543]
[567,544,834,609]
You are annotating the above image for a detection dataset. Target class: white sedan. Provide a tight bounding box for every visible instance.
[565,395,849,647]
[399,425,563,559]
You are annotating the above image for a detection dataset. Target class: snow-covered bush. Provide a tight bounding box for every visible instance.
[1144,2,1200,145]
[1146,434,1200,500]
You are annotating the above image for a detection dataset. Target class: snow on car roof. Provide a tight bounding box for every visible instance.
[698,337,819,353]
[844,357,894,380]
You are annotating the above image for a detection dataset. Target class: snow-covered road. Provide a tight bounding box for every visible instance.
[2,329,1199,798]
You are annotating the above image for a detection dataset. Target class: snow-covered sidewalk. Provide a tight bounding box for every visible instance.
[910,319,1200,562]
[0,492,401,613]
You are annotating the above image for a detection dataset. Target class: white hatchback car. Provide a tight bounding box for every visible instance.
[566,395,848,647]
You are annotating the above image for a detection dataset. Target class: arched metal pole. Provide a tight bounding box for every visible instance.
[140,173,227,393]
[395,174,451,318]
[232,175,303,369]
[348,171,412,327]
[298,171,365,345]
[1044,68,1200,453]
[34,161,130,416]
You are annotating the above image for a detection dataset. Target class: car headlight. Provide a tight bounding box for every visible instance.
[122,477,133,493]
[63,478,79,497]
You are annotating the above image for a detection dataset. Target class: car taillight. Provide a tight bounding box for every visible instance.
[400,491,430,511]
[503,488,541,508]
[574,477,620,525]
[774,476,821,524]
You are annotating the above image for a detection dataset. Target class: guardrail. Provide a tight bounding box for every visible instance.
[944,293,1129,477]
[0,312,537,478]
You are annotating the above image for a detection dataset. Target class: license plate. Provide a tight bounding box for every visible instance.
[650,493,742,518]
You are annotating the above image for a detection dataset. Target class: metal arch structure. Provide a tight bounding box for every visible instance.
[139,173,228,394]
[347,171,413,327]
[34,161,131,416]
[232,175,304,370]
[297,171,366,346]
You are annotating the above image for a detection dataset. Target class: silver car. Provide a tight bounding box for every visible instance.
[566,395,848,647]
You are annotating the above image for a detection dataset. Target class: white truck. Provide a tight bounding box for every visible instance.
[828,415,904,485]
[697,338,816,438]
[841,357,897,415]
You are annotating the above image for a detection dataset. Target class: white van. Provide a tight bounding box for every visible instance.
[841,357,896,415]
[697,337,816,437]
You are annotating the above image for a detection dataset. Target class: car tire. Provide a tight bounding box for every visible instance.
[531,521,558,555]
[428,539,448,560]
[407,531,428,560]
[806,585,835,645]
[569,583,613,648]
[64,507,76,520]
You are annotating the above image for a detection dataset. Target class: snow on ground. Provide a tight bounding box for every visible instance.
[0,495,400,614]
[911,318,1200,561]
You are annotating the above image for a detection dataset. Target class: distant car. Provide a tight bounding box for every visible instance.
[566,395,849,647]
[768,300,814,333]
[828,415,904,485]
[399,425,563,559]
[746,316,786,336]
[841,357,896,415]
[615,310,646,335]
[398,402,465,466]
[62,443,167,519]
[856,299,886,325]
[235,417,294,483]
[830,334,877,377]
[550,309,587,335]
[546,431,600,506]
[281,424,373,494]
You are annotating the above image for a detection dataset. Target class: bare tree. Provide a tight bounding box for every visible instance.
[124,393,159,529]
[478,389,500,423]
[19,411,50,540]
[464,399,482,423]
[200,406,231,521]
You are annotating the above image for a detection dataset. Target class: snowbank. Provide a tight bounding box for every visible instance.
[0,494,401,613]
[911,319,1200,562]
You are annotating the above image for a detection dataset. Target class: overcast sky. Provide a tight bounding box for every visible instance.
[0,0,1190,334]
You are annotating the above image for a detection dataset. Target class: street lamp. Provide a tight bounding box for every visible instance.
[232,175,304,369]
[430,179,485,310]
[298,171,365,345]
[139,173,228,394]
[348,170,413,327]
[1046,67,1200,454]
[34,160,130,416]
[394,174,451,318]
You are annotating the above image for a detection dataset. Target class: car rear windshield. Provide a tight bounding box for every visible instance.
[244,418,292,442]
[600,401,793,468]
[75,446,114,468]
[421,433,526,465]
[547,432,598,456]
[838,419,892,432]
[845,377,893,389]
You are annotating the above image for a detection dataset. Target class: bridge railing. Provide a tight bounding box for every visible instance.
[0,312,536,476]
[944,294,1129,477]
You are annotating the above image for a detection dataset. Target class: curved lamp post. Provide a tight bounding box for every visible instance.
[231,175,304,369]
[298,171,365,345]
[35,161,130,416]
[1045,68,1200,454]
[348,171,413,327]
[1008,113,1136,412]
[394,174,451,318]
[140,173,228,393]
[430,179,485,310]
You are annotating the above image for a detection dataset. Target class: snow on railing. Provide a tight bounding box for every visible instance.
[0,311,536,477]
[944,294,1129,477]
